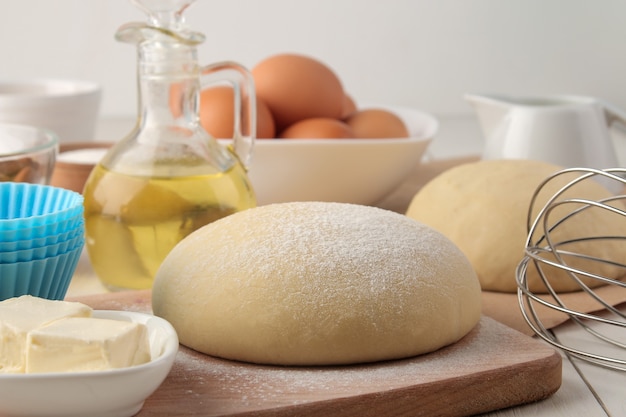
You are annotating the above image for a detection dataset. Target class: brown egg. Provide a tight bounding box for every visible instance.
[197,86,276,139]
[341,94,357,119]
[168,82,187,119]
[252,53,345,131]
[254,98,277,139]
[169,84,275,139]
[279,118,355,139]
[345,108,409,139]
[196,86,233,139]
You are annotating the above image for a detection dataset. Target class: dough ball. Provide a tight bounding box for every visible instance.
[152,202,482,366]
[406,159,626,293]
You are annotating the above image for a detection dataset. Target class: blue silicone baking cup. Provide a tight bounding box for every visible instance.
[0,214,83,242]
[0,225,84,263]
[0,241,84,301]
[0,183,83,241]
[0,219,84,252]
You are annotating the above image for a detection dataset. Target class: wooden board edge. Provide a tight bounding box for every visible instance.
[200,323,563,417]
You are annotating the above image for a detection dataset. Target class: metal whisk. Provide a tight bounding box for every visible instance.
[516,167,626,371]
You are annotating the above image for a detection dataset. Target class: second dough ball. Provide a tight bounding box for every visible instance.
[406,159,626,293]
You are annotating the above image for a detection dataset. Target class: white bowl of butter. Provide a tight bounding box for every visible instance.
[0,298,178,417]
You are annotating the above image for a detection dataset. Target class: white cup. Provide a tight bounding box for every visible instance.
[0,79,101,143]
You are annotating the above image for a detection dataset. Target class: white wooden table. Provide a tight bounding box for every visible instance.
[486,323,626,416]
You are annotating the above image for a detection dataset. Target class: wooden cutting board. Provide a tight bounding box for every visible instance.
[70,290,562,417]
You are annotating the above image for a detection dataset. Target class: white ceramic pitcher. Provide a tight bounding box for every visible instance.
[465,93,626,170]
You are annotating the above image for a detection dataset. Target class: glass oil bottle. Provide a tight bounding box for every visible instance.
[83,0,257,290]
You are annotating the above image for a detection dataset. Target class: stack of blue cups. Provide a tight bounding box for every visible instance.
[0,183,85,301]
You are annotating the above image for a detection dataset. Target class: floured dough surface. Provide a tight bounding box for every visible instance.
[406,159,626,293]
[152,202,481,366]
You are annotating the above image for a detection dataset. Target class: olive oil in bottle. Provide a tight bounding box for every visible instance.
[83,0,258,290]
[83,162,255,290]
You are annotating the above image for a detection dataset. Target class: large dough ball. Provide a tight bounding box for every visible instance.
[406,159,626,293]
[152,202,481,366]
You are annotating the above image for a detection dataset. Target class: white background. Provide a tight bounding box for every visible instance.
[1,0,626,155]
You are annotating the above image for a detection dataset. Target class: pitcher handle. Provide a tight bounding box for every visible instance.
[200,61,256,168]
[602,100,626,130]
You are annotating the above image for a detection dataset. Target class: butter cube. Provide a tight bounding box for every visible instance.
[26,317,151,373]
[0,296,92,373]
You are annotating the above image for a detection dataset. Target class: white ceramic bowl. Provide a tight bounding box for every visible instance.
[0,79,101,143]
[241,105,437,205]
[0,310,179,417]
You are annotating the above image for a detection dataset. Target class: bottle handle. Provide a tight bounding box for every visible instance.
[200,61,256,168]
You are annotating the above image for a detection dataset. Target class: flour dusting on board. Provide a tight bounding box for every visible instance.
[172,318,523,406]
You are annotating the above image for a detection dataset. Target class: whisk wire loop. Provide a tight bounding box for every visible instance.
[517,167,626,371]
